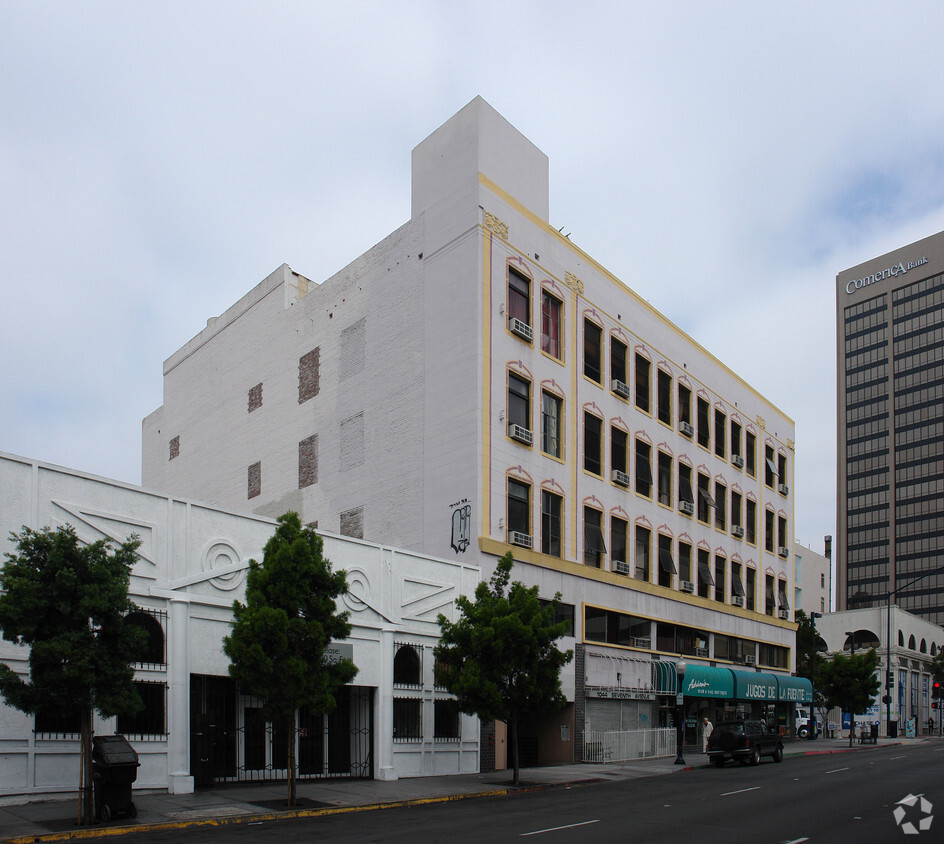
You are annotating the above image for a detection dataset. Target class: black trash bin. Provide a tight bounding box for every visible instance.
[92,735,139,822]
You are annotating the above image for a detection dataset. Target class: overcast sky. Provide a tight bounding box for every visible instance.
[4,2,944,569]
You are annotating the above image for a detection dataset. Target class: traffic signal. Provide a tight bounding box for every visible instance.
[934,681,942,700]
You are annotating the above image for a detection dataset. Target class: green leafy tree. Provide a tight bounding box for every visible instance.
[815,648,881,746]
[0,525,146,824]
[434,553,573,786]
[794,610,829,729]
[223,513,357,806]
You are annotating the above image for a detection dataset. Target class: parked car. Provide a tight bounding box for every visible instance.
[706,720,784,767]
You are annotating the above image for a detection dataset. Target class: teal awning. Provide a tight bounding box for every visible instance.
[679,665,733,698]
[731,670,779,702]
[776,675,813,703]
[653,661,678,695]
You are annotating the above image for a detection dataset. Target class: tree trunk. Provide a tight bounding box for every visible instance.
[287,710,297,807]
[80,708,94,825]
[510,712,520,786]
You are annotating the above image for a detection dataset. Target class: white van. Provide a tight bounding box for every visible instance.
[796,708,820,738]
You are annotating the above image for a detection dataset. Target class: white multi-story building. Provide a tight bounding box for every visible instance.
[794,538,832,617]
[143,97,805,764]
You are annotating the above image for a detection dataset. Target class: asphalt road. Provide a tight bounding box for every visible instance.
[117,744,944,843]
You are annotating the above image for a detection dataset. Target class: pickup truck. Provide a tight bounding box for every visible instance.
[706,720,784,767]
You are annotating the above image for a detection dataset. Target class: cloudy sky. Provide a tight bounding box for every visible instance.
[4,2,944,570]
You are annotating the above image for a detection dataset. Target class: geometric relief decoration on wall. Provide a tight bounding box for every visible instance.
[341,567,393,623]
[201,541,245,591]
[50,500,158,573]
[401,577,454,622]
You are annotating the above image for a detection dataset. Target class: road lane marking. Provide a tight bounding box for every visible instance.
[824,767,849,774]
[889,755,906,759]
[521,819,600,836]
[721,786,761,796]
[783,838,810,843]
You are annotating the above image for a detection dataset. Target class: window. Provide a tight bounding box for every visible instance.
[778,580,790,613]
[765,574,776,616]
[820,573,826,588]
[765,445,778,488]
[394,644,422,685]
[746,568,756,611]
[540,600,575,636]
[765,508,775,552]
[508,266,530,327]
[679,464,694,512]
[541,490,562,557]
[118,681,166,737]
[393,699,422,740]
[248,461,261,499]
[611,426,628,477]
[635,354,651,413]
[731,490,742,532]
[730,420,742,462]
[714,481,726,530]
[678,541,692,583]
[745,431,756,476]
[778,453,788,490]
[248,382,263,412]
[657,451,672,506]
[696,397,710,448]
[778,515,788,551]
[697,548,713,599]
[35,710,81,737]
[714,409,726,458]
[298,347,320,403]
[124,611,165,666]
[658,534,675,588]
[678,384,692,431]
[584,507,606,567]
[611,337,628,389]
[657,369,672,425]
[635,525,651,581]
[714,555,726,602]
[541,290,562,358]
[299,434,318,488]
[434,699,460,740]
[507,480,530,539]
[697,473,714,523]
[541,391,562,458]
[584,412,603,475]
[635,439,652,497]
[611,516,628,572]
[732,563,745,602]
[584,319,602,383]
[508,373,531,437]
[746,499,757,544]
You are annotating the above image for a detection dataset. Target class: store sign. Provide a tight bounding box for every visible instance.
[585,686,655,701]
[845,257,928,295]
[323,643,354,665]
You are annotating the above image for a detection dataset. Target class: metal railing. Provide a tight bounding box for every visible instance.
[583,727,676,763]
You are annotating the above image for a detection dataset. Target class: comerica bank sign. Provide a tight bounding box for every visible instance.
[845,256,929,295]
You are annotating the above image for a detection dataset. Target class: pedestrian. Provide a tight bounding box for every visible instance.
[928,717,934,734]
[702,716,713,753]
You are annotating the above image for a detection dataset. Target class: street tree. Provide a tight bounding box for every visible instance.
[794,609,830,729]
[223,513,357,806]
[434,552,573,786]
[815,648,881,746]
[0,525,146,824]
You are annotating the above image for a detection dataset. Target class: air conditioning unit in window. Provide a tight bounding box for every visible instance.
[679,580,694,593]
[731,596,745,607]
[510,531,532,549]
[680,500,695,516]
[611,379,631,399]
[778,483,789,495]
[732,455,745,469]
[744,654,757,665]
[508,316,533,342]
[631,637,651,649]
[613,560,630,575]
[732,525,745,539]
[778,609,790,620]
[612,469,631,487]
[778,546,789,558]
[694,647,709,658]
[508,423,533,445]
[679,421,694,437]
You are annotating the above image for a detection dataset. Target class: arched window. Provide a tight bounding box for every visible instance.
[899,630,905,647]
[932,643,938,657]
[393,644,421,686]
[124,610,165,665]
[920,639,927,654]
[909,634,917,651]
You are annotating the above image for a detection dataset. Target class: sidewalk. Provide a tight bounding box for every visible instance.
[0,737,919,843]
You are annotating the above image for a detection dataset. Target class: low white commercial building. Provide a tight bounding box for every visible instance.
[0,452,481,797]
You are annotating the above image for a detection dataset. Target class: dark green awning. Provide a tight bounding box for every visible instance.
[776,675,813,703]
[679,665,733,698]
[731,670,779,701]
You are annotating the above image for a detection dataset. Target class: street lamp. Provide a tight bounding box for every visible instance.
[845,631,857,654]
[674,658,688,765]
[884,564,944,739]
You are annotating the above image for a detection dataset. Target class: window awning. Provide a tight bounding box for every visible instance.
[679,474,694,503]
[731,670,779,702]
[778,587,790,610]
[776,675,813,703]
[697,559,714,586]
[659,547,676,575]
[679,665,733,699]
[732,572,745,597]
[698,487,716,509]
[585,522,606,554]
[766,457,779,477]
[653,660,678,695]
